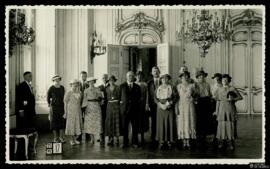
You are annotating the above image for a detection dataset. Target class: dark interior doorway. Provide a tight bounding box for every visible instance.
[129,47,157,82]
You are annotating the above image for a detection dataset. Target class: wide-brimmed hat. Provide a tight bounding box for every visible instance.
[69,79,80,84]
[222,74,232,81]
[195,70,208,78]
[160,74,171,80]
[212,73,222,79]
[109,75,117,82]
[52,75,61,81]
[87,77,97,82]
[179,71,190,78]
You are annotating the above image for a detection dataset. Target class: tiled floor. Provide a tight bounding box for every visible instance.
[10,115,263,160]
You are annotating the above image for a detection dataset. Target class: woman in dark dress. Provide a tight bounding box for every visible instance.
[47,75,66,143]
[105,75,121,146]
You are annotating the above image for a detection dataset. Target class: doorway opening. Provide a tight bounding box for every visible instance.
[128,46,157,82]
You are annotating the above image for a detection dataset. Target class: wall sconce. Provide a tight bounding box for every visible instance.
[9,9,35,56]
[90,31,106,64]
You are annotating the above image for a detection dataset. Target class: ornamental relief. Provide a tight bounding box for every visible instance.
[116,9,164,45]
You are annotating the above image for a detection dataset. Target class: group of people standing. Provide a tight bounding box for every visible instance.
[17,65,242,151]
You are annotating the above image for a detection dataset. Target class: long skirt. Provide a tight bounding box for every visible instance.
[156,107,174,142]
[65,104,82,136]
[84,102,102,135]
[105,102,121,137]
[177,100,196,139]
[195,97,212,136]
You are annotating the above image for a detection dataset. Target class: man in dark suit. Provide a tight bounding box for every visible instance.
[119,71,141,148]
[16,71,36,129]
[147,66,160,145]
[77,71,89,142]
[98,74,109,146]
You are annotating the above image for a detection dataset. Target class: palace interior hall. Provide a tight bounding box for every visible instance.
[7,7,264,162]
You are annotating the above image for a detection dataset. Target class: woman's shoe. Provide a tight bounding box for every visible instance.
[53,138,59,143]
[59,137,66,143]
[70,141,75,146]
[168,142,172,150]
[74,140,80,145]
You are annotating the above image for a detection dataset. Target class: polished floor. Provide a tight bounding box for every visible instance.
[10,115,263,160]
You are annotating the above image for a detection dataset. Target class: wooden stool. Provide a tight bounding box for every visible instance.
[10,128,38,160]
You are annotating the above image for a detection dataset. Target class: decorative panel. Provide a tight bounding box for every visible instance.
[232,44,247,87]
[251,31,262,41]
[121,9,157,21]
[232,43,247,113]
[233,31,248,42]
[252,43,262,113]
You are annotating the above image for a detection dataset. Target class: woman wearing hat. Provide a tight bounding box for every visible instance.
[155,74,177,149]
[215,74,242,150]
[47,75,66,143]
[63,79,83,145]
[104,75,121,146]
[176,71,197,150]
[210,73,223,144]
[194,70,212,149]
[82,77,103,144]
[135,71,149,146]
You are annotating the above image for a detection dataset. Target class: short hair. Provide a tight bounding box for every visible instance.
[136,71,144,77]
[23,71,32,77]
[80,71,87,75]
[152,66,160,72]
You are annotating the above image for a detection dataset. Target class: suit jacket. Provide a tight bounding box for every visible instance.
[119,82,141,116]
[99,83,109,109]
[16,81,36,116]
[147,78,161,109]
[79,81,89,93]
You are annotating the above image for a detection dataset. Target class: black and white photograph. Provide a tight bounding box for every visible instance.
[5,5,265,164]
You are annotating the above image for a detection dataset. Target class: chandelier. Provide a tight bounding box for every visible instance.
[90,31,106,63]
[176,9,233,58]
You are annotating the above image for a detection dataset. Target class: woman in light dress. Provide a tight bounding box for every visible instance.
[82,77,104,144]
[63,79,83,145]
[176,71,197,149]
[214,74,242,150]
[155,74,176,149]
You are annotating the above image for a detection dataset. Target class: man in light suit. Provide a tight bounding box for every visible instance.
[119,71,141,148]
[77,71,89,142]
[16,71,36,129]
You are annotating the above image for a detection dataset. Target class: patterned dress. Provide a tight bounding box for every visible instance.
[135,81,149,133]
[155,85,175,142]
[64,90,83,136]
[105,85,121,137]
[47,85,66,130]
[215,86,240,140]
[176,83,196,139]
[82,86,103,135]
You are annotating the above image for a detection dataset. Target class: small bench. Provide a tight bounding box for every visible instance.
[10,128,38,160]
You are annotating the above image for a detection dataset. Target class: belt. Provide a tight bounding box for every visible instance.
[88,99,99,102]
[108,100,119,103]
